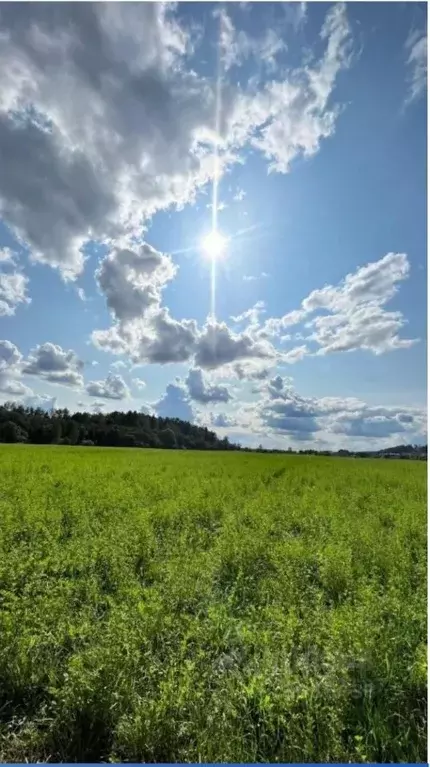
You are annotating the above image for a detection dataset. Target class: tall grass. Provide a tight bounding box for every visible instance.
[0,445,426,762]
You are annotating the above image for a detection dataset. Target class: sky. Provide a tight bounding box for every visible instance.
[0,1,427,451]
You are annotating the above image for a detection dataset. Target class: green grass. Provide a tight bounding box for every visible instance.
[0,445,426,762]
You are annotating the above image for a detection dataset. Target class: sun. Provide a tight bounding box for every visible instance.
[202,230,227,259]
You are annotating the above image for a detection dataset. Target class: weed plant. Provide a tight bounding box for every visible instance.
[0,446,426,761]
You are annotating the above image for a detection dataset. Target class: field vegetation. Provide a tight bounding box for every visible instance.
[0,445,426,762]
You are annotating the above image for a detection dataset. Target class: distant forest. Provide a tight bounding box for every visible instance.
[0,402,427,458]
[0,402,238,451]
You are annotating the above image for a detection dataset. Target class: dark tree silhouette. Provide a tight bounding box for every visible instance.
[0,402,425,458]
[0,403,240,451]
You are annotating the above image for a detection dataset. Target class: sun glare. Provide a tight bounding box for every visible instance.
[202,230,227,260]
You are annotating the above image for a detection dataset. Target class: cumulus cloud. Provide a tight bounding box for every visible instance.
[92,244,198,364]
[96,244,177,324]
[210,412,237,428]
[0,339,30,397]
[153,365,235,422]
[86,373,129,400]
[134,310,198,365]
[0,2,354,280]
[194,321,277,370]
[23,342,84,387]
[0,4,222,278]
[0,2,361,384]
[94,258,278,368]
[404,28,427,104]
[0,379,32,397]
[0,271,30,316]
[261,253,417,356]
[0,339,22,371]
[185,368,232,404]
[154,382,195,422]
[251,376,427,446]
[233,362,272,381]
[328,408,427,439]
[267,374,293,396]
[260,382,320,436]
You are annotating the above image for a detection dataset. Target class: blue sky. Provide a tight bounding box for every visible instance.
[0,1,427,450]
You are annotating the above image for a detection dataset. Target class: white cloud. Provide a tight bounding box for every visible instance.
[23,342,84,387]
[261,253,417,356]
[154,382,195,422]
[210,412,237,428]
[404,28,427,104]
[94,248,415,371]
[0,339,30,397]
[232,362,273,381]
[0,379,32,397]
[233,188,246,202]
[216,6,289,74]
[283,2,307,32]
[154,366,234,423]
[206,201,227,212]
[132,310,198,365]
[194,321,278,370]
[328,407,427,439]
[0,247,16,264]
[0,271,30,316]
[261,309,306,336]
[245,376,427,447]
[283,345,309,363]
[132,377,147,390]
[185,368,232,404]
[231,300,266,326]
[96,244,177,324]
[243,272,269,282]
[86,373,129,400]
[0,339,22,371]
[233,2,353,173]
[92,243,199,365]
[0,3,354,279]
[0,4,222,278]
[93,246,278,369]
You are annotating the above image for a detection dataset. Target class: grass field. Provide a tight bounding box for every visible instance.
[0,445,426,762]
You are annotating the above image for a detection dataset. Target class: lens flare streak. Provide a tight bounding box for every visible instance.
[210,21,223,323]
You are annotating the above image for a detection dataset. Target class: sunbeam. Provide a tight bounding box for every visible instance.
[209,15,223,322]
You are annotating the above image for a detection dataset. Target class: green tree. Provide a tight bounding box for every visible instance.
[0,420,27,443]
[159,427,177,449]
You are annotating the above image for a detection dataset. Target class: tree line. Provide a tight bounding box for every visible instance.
[0,403,240,451]
[0,402,426,458]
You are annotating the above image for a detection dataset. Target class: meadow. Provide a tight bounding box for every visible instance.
[0,444,426,762]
